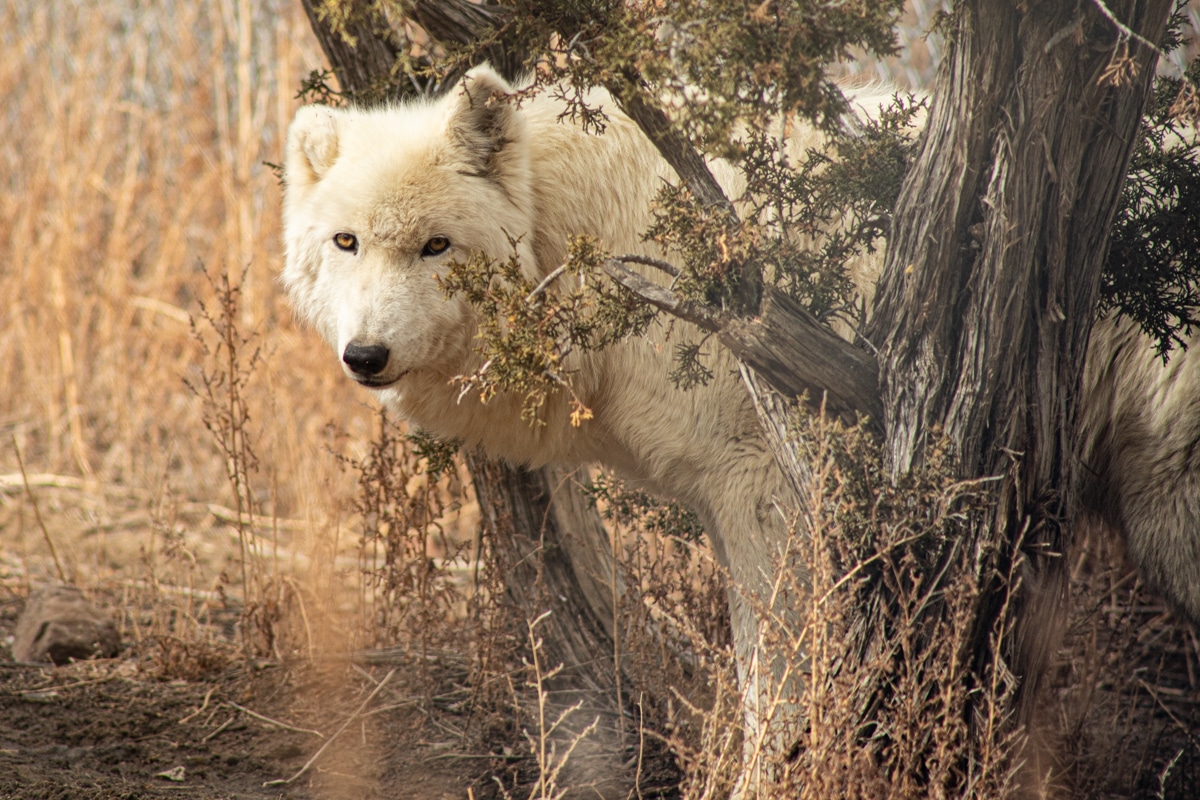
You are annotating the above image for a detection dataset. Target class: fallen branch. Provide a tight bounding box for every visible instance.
[227,700,324,738]
[0,472,86,493]
[179,688,215,724]
[201,716,236,744]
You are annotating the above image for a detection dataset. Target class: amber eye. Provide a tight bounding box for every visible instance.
[421,236,450,257]
[333,232,358,252]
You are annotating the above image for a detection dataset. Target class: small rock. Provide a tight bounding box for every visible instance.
[156,765,187,782]
[12,585,120,664]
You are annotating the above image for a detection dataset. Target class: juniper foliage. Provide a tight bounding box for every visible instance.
[1102,53,1200,358]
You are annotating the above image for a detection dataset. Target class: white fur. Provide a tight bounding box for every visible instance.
[1079,316,1200,623]
[282,71,816,769]
[282,68,806,616]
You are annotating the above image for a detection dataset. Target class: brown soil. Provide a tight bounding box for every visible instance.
[0,593,683,800]
[0,597,493,800]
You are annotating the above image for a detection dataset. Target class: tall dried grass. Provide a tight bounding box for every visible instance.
[1,0,332,505]
[0,0,440,659]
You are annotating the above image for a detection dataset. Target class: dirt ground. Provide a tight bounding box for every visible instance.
[1,485,1199,800]
[0,596,489,800]
[0,589,684,800]
[0,467,678,800]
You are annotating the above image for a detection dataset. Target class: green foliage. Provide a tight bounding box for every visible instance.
[437,235,651,424]
[669,341,715,391]
[632,1,904,145]
[644,184,757,310]
[740,93,924,322]
[1103,55,1200,358]
[583,472,706,544]
[474,0,905,147]
[296,67,345,106]
[642,90,920,329]
[406,428,461,478]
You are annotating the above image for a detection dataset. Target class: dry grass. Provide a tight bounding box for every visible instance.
[0,4,496,794]
[0,0,488,686]
[2,0,396,631]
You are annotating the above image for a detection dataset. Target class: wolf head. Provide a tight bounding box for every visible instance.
[281,66,536,394]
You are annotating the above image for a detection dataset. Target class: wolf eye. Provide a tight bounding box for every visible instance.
[421,237,450,257]
[333,232,358,252]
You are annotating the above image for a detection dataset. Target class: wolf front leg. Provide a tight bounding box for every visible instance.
[709,467,809,795]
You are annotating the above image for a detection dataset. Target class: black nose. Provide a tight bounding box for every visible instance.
[342,342,390,377]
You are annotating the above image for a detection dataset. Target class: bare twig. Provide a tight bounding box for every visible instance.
[263,668,397,787]
[201,716,236,743]
[599,259,723,331]
[1090,0,1167,56]
[613,253,680,278]
[179,687,215,725]
[11,434,66,584]
[0,472,86,493]
[1136,678,1200,750]
[227,700,324,738]
[526,263,571,302]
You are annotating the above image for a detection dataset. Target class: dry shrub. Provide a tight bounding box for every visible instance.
[586,474,739,796]
[341,412,475,658]
[596,412,1028,799]
[781,415,1024,798]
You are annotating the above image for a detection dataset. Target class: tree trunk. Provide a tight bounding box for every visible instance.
[297,0,622,685]
[465,453,620,684]
[866,0,1172,705]
[298,0,401,102]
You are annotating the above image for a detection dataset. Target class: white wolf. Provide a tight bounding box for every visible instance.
[282,64,1200,768]
[282,66,798,685]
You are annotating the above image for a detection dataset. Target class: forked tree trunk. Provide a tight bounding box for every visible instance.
[599,0,1173,723]
[464,453,621,683]
[865,0,1172,705]
[298,0,622,686]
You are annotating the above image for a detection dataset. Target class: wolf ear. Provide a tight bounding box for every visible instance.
[286,105,342,187]
[444,65,522,178]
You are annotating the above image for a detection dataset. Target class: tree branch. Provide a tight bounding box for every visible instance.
[609,81,738,218]
[407,0,524,82]
[721,289,882,428]
[299,0,402,101]
[599,259,722,330]
[607,79,761,314]
[601,259,881,427]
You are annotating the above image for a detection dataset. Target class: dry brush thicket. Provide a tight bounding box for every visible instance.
[3,0,360,647]
[1,1,1199,798]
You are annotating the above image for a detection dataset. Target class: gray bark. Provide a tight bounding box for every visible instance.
[465,453,619,684]
[299,0,401,102]
[865,0,1173,701]
[599,261,879,426]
